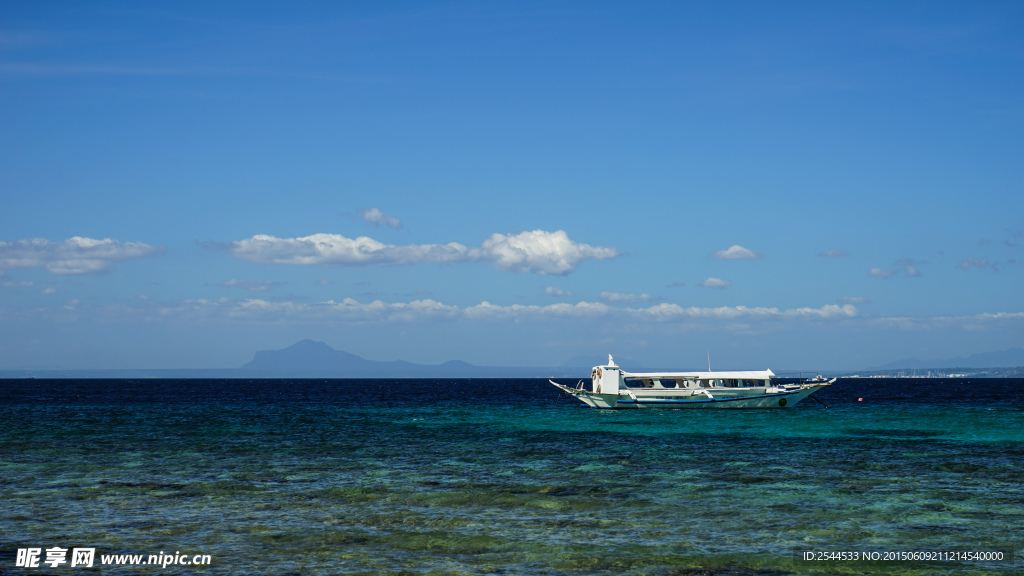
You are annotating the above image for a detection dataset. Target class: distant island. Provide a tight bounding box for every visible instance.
[1,340,1022,378]
[237,339,585,377]
[866,348,1024,371]
[840,347,1024,378]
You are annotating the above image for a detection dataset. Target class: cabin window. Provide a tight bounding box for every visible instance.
[623,378,646,389]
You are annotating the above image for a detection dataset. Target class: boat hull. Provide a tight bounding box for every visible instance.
[550,381,828,409]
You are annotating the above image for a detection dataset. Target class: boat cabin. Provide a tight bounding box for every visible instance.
[588,355,776,394]
[623,377,771,389]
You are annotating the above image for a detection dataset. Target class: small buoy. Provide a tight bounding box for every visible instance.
[858,397,863,402]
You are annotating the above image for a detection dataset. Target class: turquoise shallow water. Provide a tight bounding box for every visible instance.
[1,378,1022,575]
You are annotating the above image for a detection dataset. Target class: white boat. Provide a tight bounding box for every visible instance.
[550,355,834,409]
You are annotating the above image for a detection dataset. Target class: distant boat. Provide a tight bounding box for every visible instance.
[550,355,833,409]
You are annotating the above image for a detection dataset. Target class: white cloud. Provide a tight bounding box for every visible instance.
[896,258,925,277]
[0,237,162,275]
[359,207,402,229]
[700,277,731,289]
[545,286,572,297]
[41,287,57,294]
[224,229,619,275]
[225,233,469,266]
[957,256,989,270]
[600,291,657,303]
[870,259,925,278]
[839,296,869,305]
[217,279,284,292]
[471,230,620,275]
[711,245,761,260]
[818,250,848,258]
[315,278,334,285]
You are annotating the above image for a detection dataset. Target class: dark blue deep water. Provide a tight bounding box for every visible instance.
[1,378,1022,575]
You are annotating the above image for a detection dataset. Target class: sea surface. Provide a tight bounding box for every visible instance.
[1,378,1022,576]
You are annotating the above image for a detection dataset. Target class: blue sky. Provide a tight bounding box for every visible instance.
[1,1,1022,371]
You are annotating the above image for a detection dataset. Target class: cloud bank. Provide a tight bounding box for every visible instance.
[24,297,1024,335]
[0,237,162,274]
[225,230,620,275]
[148,297,859,324]
[600,291,657,303]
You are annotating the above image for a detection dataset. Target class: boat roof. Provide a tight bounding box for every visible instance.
[621,370,775,379]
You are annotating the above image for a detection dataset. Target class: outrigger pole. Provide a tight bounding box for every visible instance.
[807,393,831,409]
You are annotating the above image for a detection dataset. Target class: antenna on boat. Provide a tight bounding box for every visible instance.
[707,351,711,371]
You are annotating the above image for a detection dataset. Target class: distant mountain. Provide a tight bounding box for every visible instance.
[240,339,444,376]
[242,340,376,372]
[237,340,580,377]
[868,347,1024,371]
